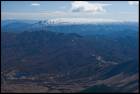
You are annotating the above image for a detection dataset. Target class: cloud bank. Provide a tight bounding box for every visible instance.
[71,1,111,13]
[128,1,139,6]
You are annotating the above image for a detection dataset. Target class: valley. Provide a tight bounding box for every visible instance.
[1,21,139,93]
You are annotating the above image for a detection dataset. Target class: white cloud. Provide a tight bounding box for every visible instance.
[71,1,111,13]
[128,1,139,6]
[31,3,40,6]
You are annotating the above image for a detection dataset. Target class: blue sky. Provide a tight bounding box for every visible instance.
[1,1,139,22]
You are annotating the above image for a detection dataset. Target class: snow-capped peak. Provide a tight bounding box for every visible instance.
[46,18,123,25]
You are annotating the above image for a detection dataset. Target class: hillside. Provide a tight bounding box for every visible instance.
[1,23,139,93]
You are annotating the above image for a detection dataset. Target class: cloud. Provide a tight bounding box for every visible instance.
[128,1,139,6]
[31,3,40,6]
[2,10,138,22]
[71,1,111,13]
[1,11,72,20]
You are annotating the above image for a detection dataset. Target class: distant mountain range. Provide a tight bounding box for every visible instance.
[1,20,138,36]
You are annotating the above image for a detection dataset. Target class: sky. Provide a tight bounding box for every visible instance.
[1,1,139,22]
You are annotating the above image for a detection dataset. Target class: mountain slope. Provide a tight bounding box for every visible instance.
[1,23,138,93]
